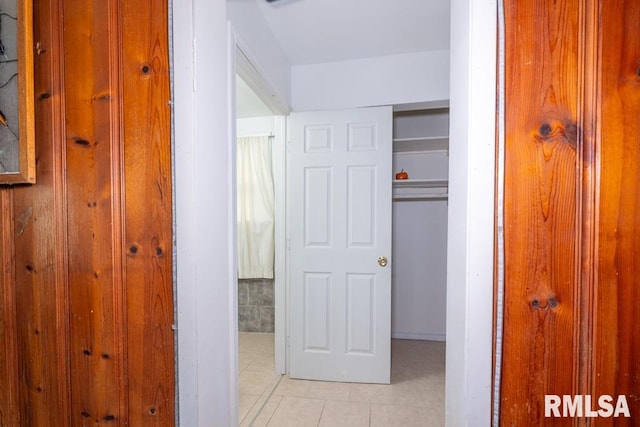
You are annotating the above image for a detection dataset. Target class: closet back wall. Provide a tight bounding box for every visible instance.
[0,0,174,424]
[391,109,449,341]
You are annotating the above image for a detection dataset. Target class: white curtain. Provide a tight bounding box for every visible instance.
[237,135,275,279]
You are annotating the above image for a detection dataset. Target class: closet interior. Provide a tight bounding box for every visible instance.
[391,107,449,341]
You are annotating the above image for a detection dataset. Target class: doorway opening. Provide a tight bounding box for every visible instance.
[231,23,448,427]
[234,48,288,421]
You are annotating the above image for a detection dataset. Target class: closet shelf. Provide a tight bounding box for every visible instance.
[393,179,448,188]
[393,179,448,201]
[392,136,449,153]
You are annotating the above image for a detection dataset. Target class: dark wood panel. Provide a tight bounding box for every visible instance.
[0,189,19,426]
[0,0,174,424]
[121,0,175,424]
[9,0,71,423]
[499,0,640,424]
[62,0,126,423]
[500,0,581,424]
[32,0,71,423]
[595,0,640,423]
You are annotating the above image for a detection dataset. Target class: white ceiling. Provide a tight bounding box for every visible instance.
[256,0,450,65]
[236,0,451,117]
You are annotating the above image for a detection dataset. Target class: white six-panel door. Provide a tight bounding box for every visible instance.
[288,106,392,384]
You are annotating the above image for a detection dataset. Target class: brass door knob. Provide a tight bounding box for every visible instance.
[378,256,388,267]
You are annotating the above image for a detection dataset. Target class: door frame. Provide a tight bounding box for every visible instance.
[445,0,497,424]
[232,27,289,375]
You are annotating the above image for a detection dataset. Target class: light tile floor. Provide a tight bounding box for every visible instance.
[239,333,445,426]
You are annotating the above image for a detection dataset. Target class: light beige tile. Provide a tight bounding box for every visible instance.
[306,380,351,401]
[349,382,394,404]
[267,396,325,427]
[238,358,252,374]
[239,332,275,356]
[370,404,425,427]
[239,394,261,424]
[273,375,313,397]
[391,382,440,408]
[239,351,260,363]
[241,395,283,427]
[318,400,370,427]
[239,370,280,395]
[391,364,430,385]
[238,336,445,426]
[419,405,445,426]
[243,355,276,376]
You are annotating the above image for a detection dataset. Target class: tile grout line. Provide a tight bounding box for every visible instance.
[247,374,284,427]
[316,400,327,426]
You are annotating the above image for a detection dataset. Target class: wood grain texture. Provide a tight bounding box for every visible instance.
[500,0,640,424]
[9,0,70,424]
[63,0,125,423]
[0,189,19,426]
[594,0,640,422]
[501,0,581,424]
[121,0,175,424]
[0,0,174,424]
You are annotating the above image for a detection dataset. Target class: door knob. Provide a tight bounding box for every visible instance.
[378,256,388,267]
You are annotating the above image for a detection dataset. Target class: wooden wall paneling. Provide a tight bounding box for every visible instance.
[62,0,126,423]
[575,0,600,408]
[8,0,71,423]
[121,0,175,424]
[0,189,19,426]
[0,0,174,424]
[595,0,640,421]
[33,0,71,422]
[501,0,581,423]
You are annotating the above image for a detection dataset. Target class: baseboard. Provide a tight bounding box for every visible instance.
[391,332,446,341]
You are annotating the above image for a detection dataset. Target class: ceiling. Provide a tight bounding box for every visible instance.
[256,0,450,65]
[236,0,451,117]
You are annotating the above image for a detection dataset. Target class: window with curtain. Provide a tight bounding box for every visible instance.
[237,135,275,279]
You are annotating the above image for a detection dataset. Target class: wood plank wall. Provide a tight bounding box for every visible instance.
[0,0,174,425]
[501,0,639,424]
[594,0,640,423]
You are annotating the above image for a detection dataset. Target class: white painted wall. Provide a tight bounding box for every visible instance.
[292,50,450,111]
[236,116,276,136]
[173,0,238,425]
[392,199,448,340]
[227,0,292,111]
[445,0,496,425]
